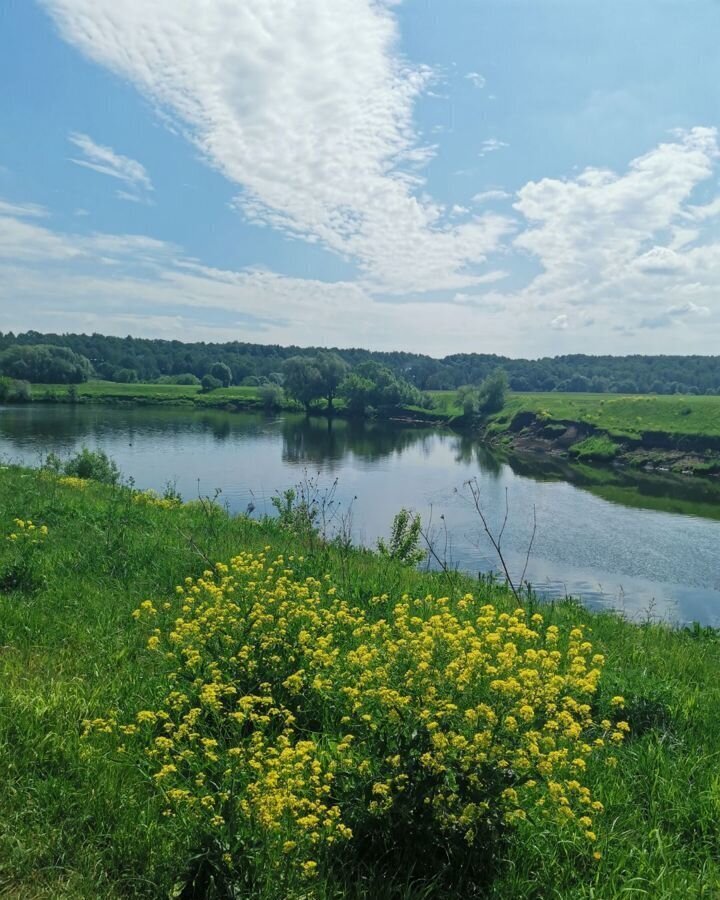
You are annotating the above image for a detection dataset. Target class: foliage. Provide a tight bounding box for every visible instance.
[457,384,480,416]
[258,383,284,410]
[315,351,349,411]
[0,375,32,402]
[44,447,121,485]
[8,329,720,394]
[0,516,48,592]
[0,343,92,384]
[477,368,508,415]
[157,373,202,385]
[282,356,324,412]
[376,508,425,565]
[87,550,620,895]
[114,367,138,383]
[569,435,620,462]
[210,362,233,387]
[0,466,719,897]
[340,362,420,416]
[201,374,223,393]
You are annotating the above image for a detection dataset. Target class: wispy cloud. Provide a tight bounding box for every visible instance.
[0,199,48,218]
[465,71,486,89]
[479,138,508,156]
[45,1,513,293]
[472,189,511,203]
[68,132,153,201]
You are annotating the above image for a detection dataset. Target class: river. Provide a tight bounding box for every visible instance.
[2,403,719,627]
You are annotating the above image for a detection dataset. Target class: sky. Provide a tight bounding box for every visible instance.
[1,0,720,358]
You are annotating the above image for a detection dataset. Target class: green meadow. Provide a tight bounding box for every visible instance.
[0,465,718,898]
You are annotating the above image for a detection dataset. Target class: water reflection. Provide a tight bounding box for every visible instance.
[1,404,719,626]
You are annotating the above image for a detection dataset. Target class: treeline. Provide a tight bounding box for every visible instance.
[2,330,720,394]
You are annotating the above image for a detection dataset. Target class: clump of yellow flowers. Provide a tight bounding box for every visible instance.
[85,550,626,885]
[131,489,182,510]
[57,476,88,490]
[6,518,48,543]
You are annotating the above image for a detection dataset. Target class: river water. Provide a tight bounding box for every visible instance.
[2,404,719,627]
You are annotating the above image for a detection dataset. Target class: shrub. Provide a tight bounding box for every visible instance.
[376,508,425,565]
[201,374,223,393]
[86,552,624,895]
[477,369,508,415]
[259,383,284,410]
[50,448,120,484]
[570,435,619,462]
[0,377,31,403]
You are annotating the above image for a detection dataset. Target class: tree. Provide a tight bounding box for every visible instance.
[339,373,375,415]
[201,374,222,393]
[282,356,324,413]
[477,368,508,414]
[340,362,420,416]
[315,352,349,412]
[210,362,232,387]
[259,383,284,410]
[456,385,480,417]
[115,368,138,383]
[0,345,92,384]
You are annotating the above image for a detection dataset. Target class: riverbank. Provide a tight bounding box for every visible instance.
[1,465,718,898]
[484,392,720,475]
[29,380,452,425]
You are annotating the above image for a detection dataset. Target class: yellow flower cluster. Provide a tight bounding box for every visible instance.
[57,476,88,489]
[86,550,625,880]
[132,489,182,510]
[7,518,48,543]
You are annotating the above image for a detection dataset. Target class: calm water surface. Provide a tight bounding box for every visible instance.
[2,404,720,627]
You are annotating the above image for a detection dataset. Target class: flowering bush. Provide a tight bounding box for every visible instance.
[85,550,626,893]
[131,489,182,510]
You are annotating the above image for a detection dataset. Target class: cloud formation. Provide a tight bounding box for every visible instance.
[465,72,486,89]
[68,132,153,201]
[479,139,508,156]
[45,0,511,293]
[510,127,720,336]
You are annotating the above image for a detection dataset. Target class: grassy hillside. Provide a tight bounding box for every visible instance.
[492,392,720,440]
[0,466,719,898]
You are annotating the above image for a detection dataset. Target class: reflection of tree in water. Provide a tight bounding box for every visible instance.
[280,416,440,468]
[452,434,505,476]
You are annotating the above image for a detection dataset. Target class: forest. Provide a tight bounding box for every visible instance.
[2,330,720,394]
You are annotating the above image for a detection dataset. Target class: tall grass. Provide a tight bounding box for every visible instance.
[0,466,718,897]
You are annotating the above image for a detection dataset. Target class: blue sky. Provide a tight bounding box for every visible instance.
[1,0,719,357]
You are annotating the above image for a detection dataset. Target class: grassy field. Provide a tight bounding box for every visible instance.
[1,465,719,898]
[31,380,269,408]
[490,392,720,440]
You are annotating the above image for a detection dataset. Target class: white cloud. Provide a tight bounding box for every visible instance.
[472,190,511,203]
[0,200,519,354]
[686,195,720,221]
[43,0,513,293]
[465,71,486,89]
[509,127,720,337]
[633,246,687,275]
[550,314,569,330]
[667,300,710,317]
[0,199,48,218]
[68,132,153,199]
[479,139,508,156]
